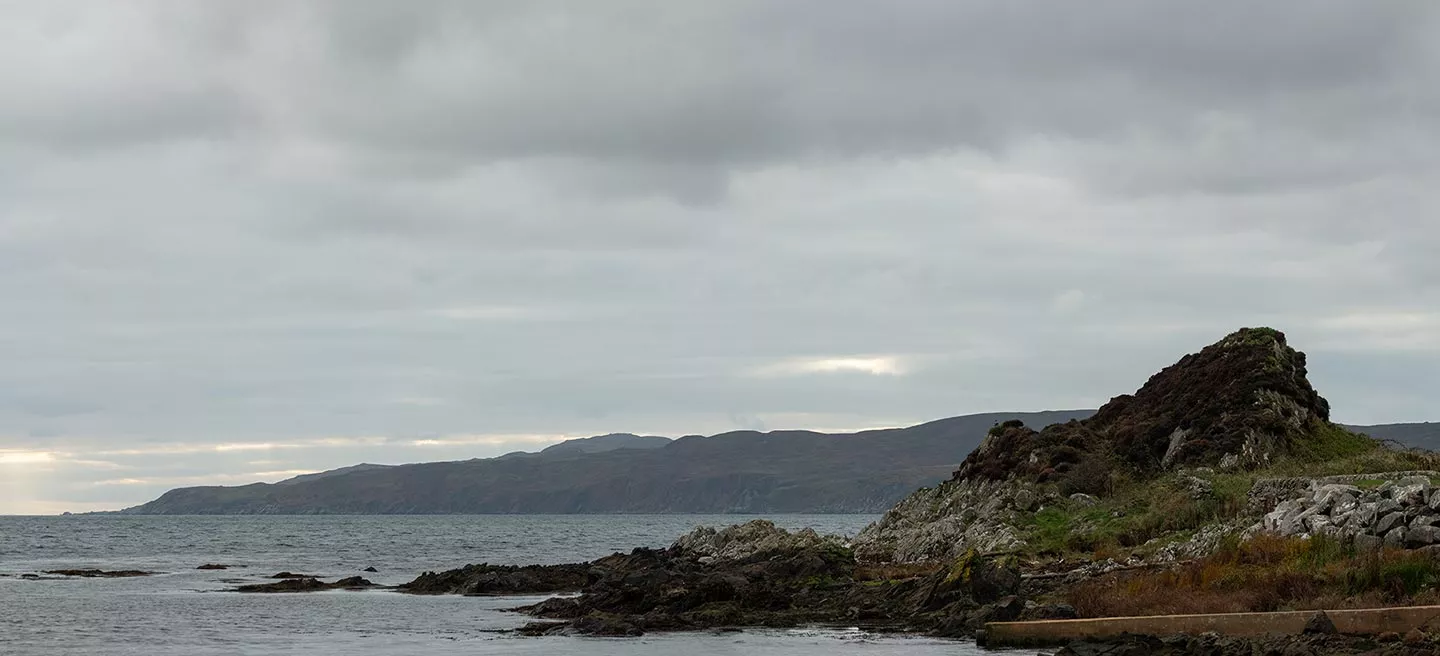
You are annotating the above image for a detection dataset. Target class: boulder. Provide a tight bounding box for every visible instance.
[1393,480,1430,507]
[1385,526,1407,549]
[1012,489,1037,512]
[1303,610,1338,635]
[1375,511,1406,536]
[1353,533,1383,552]
[1406,525,1440,547]
[1180,475,1214,500]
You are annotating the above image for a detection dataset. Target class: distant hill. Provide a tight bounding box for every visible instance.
[119,411,1093,515]
[1347,422,1440,451]
[538,433,672,456]
[117,412,1438,516]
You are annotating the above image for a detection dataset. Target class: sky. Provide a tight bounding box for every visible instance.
[2,1,1439,514]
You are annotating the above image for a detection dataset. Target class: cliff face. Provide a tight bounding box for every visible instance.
[856,328,1349,563]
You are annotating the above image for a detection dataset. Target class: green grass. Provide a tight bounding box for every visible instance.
[1014,425,1440,560]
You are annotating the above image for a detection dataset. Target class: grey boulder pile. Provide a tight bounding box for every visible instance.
[1261,475,1440,550]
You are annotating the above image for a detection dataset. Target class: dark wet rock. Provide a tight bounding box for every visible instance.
[238,577,329,592]
[196,564,229,570]
[569,613,646,636]
[269,572,316,579]
[400,562,591,595]
[20,574,40,580]
[43,569,153,578]
[1303,610,1337,635]
[362,566,378,573]
[235,576,377,593]
[498,523,1022,636]
[332,576,377,589]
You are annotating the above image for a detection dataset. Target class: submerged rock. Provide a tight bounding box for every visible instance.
[42,569,153,578]
[234,576,377,593]
[196,564,229,570]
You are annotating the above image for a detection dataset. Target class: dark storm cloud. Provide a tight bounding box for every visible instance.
[1,1,1438,512]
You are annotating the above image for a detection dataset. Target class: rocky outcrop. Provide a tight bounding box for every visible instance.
[400,563,592,595]
[1258,474,1440,549]
[672,520,846,562]
[405,520,1026,637]
[234,576,377,593]
[854,328,1353,565]
[515,542,1024,637]
[954,328,1333,487]
[854,478,1029,564]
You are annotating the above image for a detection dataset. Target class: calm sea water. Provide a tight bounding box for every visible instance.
[0,515,1013,655]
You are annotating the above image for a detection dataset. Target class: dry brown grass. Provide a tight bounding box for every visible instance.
[1068,534,1440,618]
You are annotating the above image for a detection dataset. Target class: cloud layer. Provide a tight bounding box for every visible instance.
[2,1,1438,513]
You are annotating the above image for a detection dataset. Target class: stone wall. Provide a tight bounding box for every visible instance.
[1257,473,1440,549]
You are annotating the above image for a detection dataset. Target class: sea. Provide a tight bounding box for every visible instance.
[0,514,1017,655]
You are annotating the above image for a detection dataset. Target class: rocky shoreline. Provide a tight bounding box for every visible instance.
[400,520,1058,637]
[196,329,1440,653]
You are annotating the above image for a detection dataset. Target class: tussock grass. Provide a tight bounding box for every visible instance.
[1067,534,1440,617]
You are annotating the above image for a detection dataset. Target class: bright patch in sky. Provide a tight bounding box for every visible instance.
[0,451,56,465]
[754,356,908,377]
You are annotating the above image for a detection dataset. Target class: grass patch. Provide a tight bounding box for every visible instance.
[1016,429,1440,560]
[1067,533,1440,617]
[1019,473,1247,558]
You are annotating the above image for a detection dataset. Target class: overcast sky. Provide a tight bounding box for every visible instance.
[2,1,1438,514]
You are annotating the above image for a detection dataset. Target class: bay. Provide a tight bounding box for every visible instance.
[0,515,1013,655]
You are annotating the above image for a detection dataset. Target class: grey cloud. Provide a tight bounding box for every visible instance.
[1,1,1439,512]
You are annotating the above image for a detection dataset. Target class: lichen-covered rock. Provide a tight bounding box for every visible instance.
[672,520,845,562]
[1254,472,1440,550]
[853,478,1027,563]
